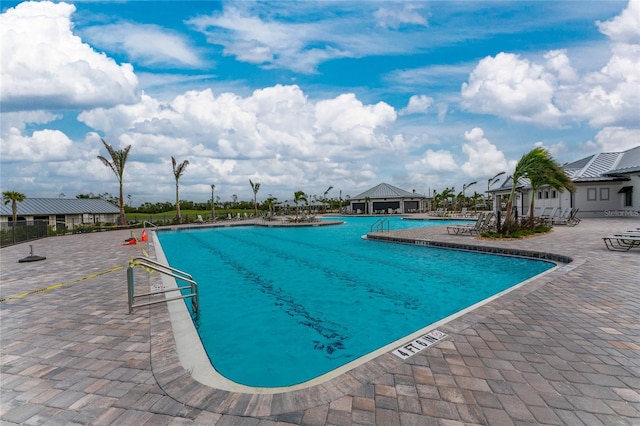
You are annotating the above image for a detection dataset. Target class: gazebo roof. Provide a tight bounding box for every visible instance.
[351,183,423,200]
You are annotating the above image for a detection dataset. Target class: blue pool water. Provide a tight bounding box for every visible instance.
[157,217,554,387]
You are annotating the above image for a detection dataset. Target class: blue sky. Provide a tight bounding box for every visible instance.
[1,1,639,205]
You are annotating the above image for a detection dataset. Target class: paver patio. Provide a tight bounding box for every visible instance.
[1,216,639,425]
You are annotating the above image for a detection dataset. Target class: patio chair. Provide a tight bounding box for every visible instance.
[551,208,571,225]
[567,208,581,226]
[540,207,558,225]
[446,212,489,235]
[455,207,469,218]
[603,234,640,251]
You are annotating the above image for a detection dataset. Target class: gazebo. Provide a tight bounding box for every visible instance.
[349,183,426,214]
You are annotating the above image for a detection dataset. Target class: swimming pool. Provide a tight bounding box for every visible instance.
[156,217,554,388]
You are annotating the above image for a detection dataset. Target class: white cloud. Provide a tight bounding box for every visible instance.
[588,127,640,152]
[409,149,458,173]
[0,1,139,111]
[81,22,204,68]
[399,95,433,115]
[74,85,399,200]
[461,53,562,127]
[461,0,639,130]
[187,7,344,74]
[1,128,74,162]
[596,0,640,44]
[566,46,640,128]
[460,128,512,178]
[314,94,397,155]
[374,4,428,29]
[533,141,569,158]
[544,50,578,83]
[0,111,61,133]
[187,4,427,74]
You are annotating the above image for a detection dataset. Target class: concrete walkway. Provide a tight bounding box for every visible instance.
[1,217,639,425]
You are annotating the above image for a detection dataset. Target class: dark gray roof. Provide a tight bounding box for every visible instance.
[489,176,529,193]
[351,183,424,200]
[563,155,594,171]
[0,198,120,216]
[606,145,640,176]
[565,145,640,181]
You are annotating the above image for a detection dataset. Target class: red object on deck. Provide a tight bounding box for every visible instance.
[123,238,137,246]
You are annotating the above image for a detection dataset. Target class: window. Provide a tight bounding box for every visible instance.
[600,188,609,201]
[538,191,542,199]
[587,188,597,201]
[544,191,549,199]
[552,190,557,199]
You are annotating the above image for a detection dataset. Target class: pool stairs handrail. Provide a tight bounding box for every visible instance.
[143,221,158,229]
[370,218,390,232]
[127,256,199,315]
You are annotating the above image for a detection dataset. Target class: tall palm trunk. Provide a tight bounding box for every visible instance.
[175,182,181,221]
[97,139,131,226]
[172,157,189,223]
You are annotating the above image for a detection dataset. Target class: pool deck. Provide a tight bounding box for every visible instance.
[1,216,639,425]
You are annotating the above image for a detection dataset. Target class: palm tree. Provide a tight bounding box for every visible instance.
[97,138,131,225]
[527,153,574,224]
[2,191,26,223]
[470,191,483,213]
[264,195,277,215]
[293,190,307,222]
[249,179,261,217]
[172,156,189,222]
[504,147,573,229]
[323,186,333,213]
[364,196,371,214]
[439,187,455,210]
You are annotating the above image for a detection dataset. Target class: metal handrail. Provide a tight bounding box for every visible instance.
[143,221,158,229]
[370,218,390,232]
[127,256,199,315]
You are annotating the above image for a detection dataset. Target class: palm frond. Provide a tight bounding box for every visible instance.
[172,157,189,179]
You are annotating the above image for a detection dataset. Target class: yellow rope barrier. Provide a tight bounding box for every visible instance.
[0,266,124,303]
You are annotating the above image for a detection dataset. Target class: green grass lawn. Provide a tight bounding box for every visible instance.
[127,209,255,223]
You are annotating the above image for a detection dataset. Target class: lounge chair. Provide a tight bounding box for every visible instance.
[553,208,580,226]
[540,207,558,225]
[195,215,204,224]
[603,234,640,251]
[446,212,492,235]
[453,207,469,218]
[551,208,570,225]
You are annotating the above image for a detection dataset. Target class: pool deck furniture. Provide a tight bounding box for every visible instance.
[603,229,640,251]
[446,211,490,235]
[552,208,581,227]
[1,216,640,425]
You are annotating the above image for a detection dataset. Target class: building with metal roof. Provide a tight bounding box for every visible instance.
[489,145,640,218]
[348,182,426,214]
[0,198,121,230]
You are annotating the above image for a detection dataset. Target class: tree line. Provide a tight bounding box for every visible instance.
[4,140,573,233]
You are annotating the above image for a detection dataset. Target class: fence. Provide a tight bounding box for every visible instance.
[1,220,49,247]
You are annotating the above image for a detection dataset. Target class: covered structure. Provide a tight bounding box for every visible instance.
[488,145,640,219]
[564,145,639,217]
[348,183,426,214]
[0,198,121,231]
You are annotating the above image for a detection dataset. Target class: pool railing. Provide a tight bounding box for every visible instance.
[127,256,199,315]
